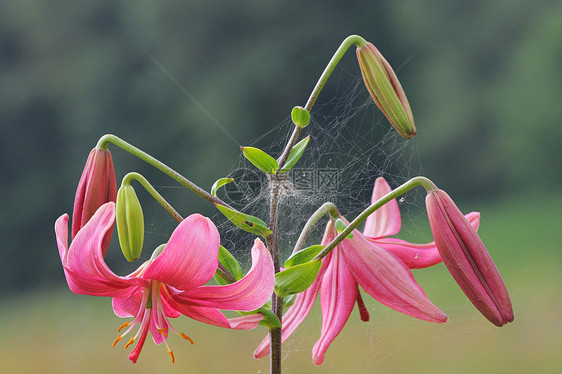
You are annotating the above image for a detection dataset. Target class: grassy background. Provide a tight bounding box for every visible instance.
[2,193,560,374]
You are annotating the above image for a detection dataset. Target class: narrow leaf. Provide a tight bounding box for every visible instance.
[241,147,279,174]
[217,245,244,281]
[284,245,324,268]
[279,136,310,173]
[335,218,354,239]
[211,178,234,197]
[215,204,272,238]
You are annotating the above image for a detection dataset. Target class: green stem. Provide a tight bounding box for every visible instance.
[97,134,234,209]
[292,202,340,256]
[314,176,436,260]
[122,172,183,223]
[277,35,367,169]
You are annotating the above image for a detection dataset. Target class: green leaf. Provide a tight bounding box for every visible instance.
[291,106,311,128]
[211,177,234,197]
[241,147,279,174]
[275,260,322,297]
[283,294,296,309]
[213,245,244,285]
[335,218,354,239]
[279,136,310,174]
[215,204,272,238]
[284,245,324,268]
[238,305,282,329]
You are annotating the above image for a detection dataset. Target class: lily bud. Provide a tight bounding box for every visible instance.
[426,189,514,326]
[356,42,416,139]
[72,147,117,255]
[116,184,145,262]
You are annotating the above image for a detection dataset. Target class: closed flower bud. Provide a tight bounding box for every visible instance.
[72,147,117,255]
[116,184,145,262]
[356,42,416,139]
[426,189,514,326]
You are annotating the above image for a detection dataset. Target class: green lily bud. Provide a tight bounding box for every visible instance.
[116,184,145,262]
[291,106,311,128]
[356,42,416,139]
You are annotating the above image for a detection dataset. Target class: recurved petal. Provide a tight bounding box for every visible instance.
[56,203,142,297]
[342,231,447,323]
[143,214,220,290]
[312,248,358,366]
[373,211,479,269]
[363,177,401,238]
[227,314,264,330]
[173,239,274,311]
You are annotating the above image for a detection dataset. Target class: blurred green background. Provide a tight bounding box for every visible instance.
[1,0,561,373]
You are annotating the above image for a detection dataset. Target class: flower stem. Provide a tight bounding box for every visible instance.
[266,175,283,374]
[277,35,367,168]
[315,176,436,260]
[292,202,340,255]
[121,172,183,223]
[97,134,234,209]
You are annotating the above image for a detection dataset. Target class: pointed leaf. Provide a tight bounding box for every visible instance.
[284,245,324,268]
[275,260,322,297]
[211,178,234,197]
[279,136,310,173]
[335,218,354,238]
[215,204,272,238]
[216,245,244,282]
[241,147,279,174]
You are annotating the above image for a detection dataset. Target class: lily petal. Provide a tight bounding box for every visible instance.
[56,203,142,297]
[373,211,479,268]
[173,239,274,311]
[363,177,401,238]
[143,214,220,290]
[312,249,358,366]
[342,231,447,323]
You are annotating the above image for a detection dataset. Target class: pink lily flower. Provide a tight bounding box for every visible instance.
[72,147,117,256]
[426,189,514,326]
[364,177,481,269]
[55,202,274,363]
[255,178,456,365]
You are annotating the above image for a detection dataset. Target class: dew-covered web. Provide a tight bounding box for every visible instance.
[133,64,487,368]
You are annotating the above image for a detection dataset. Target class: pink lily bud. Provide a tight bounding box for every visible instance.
[426,189,514,326]
[72,147,117,255]
[356,42,416,139]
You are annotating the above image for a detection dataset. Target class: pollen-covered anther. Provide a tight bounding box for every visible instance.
[167,348,175,364]
[157,327,168,336]
[124,337,135,349]
[181,333,194,345]
[112,335,122,348]
[117,322,130,332]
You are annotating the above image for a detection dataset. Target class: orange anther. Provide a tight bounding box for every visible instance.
[168,349,175,364]
[117,322,130,332]
[124,337,135,349]
[181,333,194,344]
[111,335,122,348]
[157,328,168,336]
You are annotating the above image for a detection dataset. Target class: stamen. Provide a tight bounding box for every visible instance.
[181,333,194,345]
[124,337,135,349]
[117,322,130,332]
[112,335,122,348]
[157,328,168,336]
[167,348,175,364]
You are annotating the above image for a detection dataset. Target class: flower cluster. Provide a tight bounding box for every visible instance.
[54,35,513,371]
